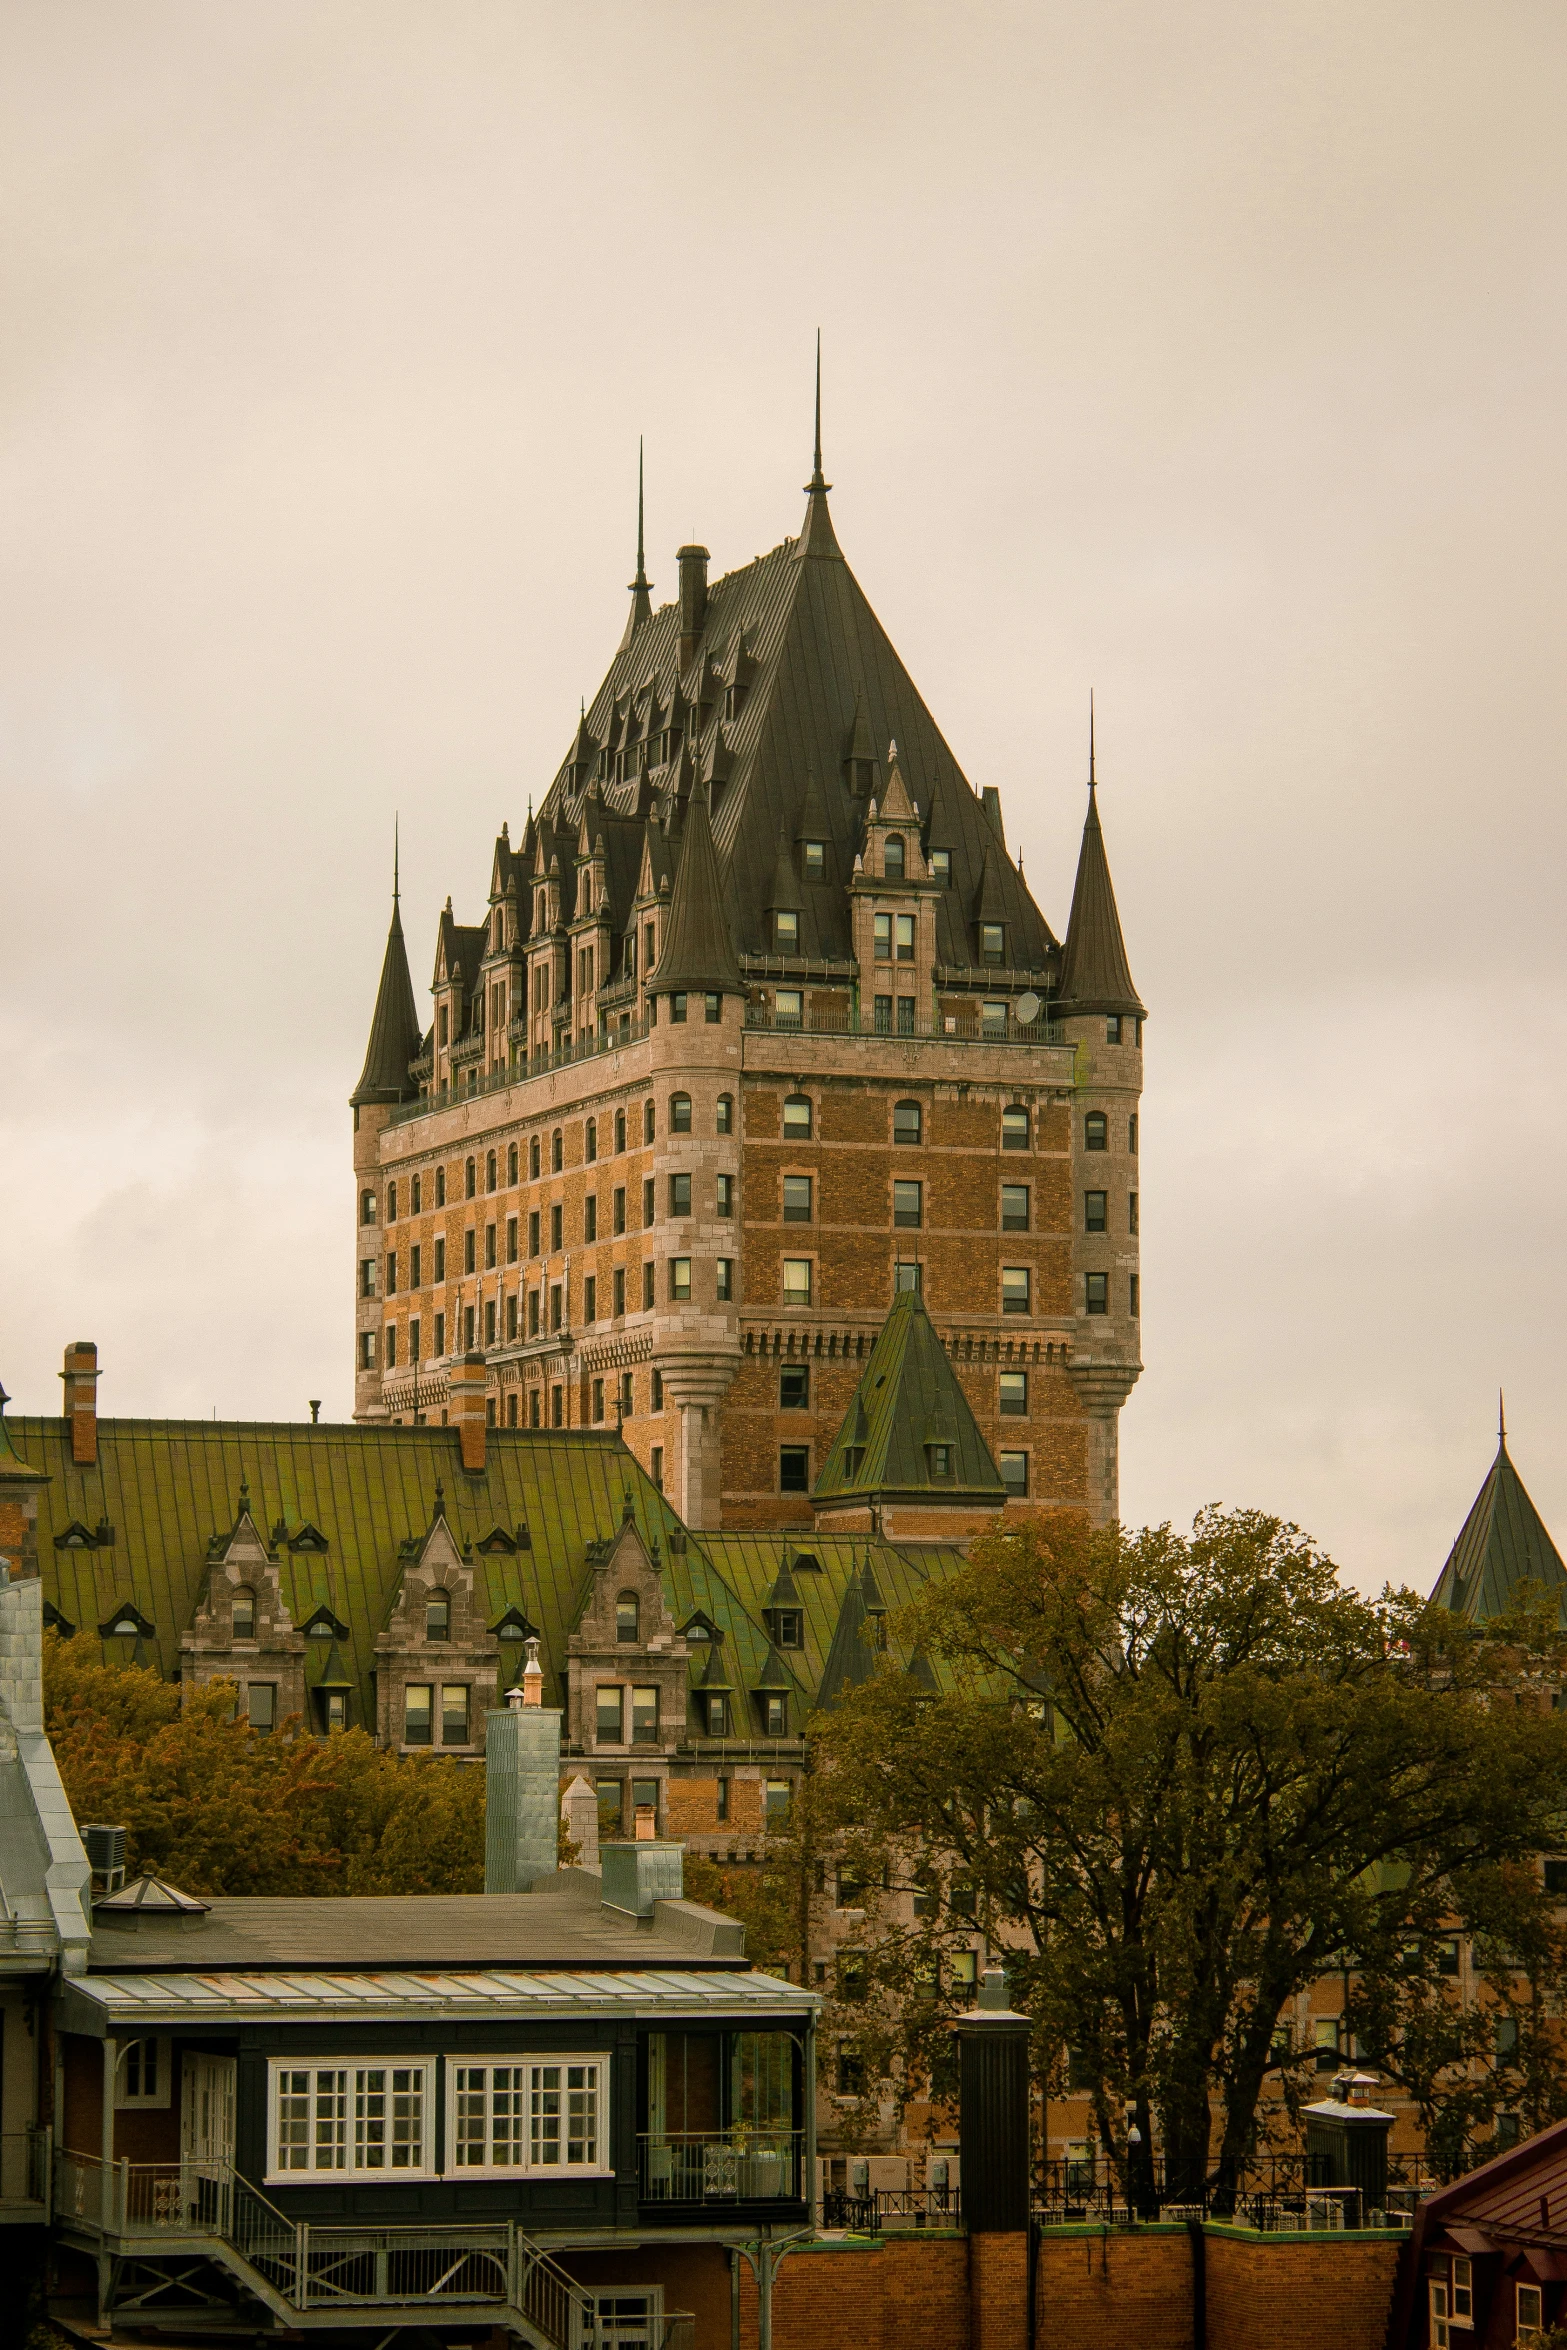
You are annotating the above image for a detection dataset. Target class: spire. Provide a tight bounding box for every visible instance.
[619,438,654,650]
[1056,719,1144,1019]
[351,845,424,1107]
[1430,1413,1567,1624]
[795,332,842,562]
[1500,1389,1508,1448]
[813,1288,1005,1508]
[648,780,744,997]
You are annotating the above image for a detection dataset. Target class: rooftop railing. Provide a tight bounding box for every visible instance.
[744,1006,1064,1046]
[388,1017,654,1126]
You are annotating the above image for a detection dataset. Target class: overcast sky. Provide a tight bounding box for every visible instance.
[3,2,1564,1595]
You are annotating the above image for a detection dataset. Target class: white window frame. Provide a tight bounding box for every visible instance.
[266,2057,435,2183]
[573,2285,662,2350]
[447,2055,611,2179]
[114,2037,172,2110]
[1517,2281,1543,2345]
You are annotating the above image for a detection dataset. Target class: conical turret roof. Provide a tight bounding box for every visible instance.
[813,1290,1005,1508]
[352,888,423,1107]
[649,783,744,997]
[1057,782,1143,1018]
[1430,1419,1567,1624]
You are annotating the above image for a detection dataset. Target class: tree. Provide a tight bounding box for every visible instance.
[43,1633,487,1896]
[812,1508,1567,2204]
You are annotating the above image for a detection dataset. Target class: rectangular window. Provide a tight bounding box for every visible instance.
[385,1324,398,1368]
[434,1235,446,1281]
[1107,1015,1122,1044]
[894,1260,922,1294]
[360,1259,375,1298]
[404,1685,433,1745]
[550,1283,563,1331]
[584,1274,597,1323]
[116,2038,170,2109]
[485,1224,497,1270]
[716,1173,733,1218]
[1130,1274,1140,1316]
[1129,1113,1138,1154]
[780,1364,809,1410]
[483,1300,495,1346]
[773,911,798,950]
[669,1173,691,1217]
[591,1377,604,1423]
[386,1252,398,1294]
[463,1305,475,1349]
[782,1258,813,1305]
[999,1371,1028,1418]
[441,1685,471,1746]
[550,1203,563,1251]
[354,1330,372,1374]
[760,1695,786,1737]
[774,1613,804,1651]
[669,1257,691,1301]
[874,993,893,1033]
[434,1311,445,1355]
[270,2060,432,2180]
[999,1450,1028,1496]
[596,1777,623,1837]
[585,1195,597,1242]
[766,1779,792,1822]
[528,1210,541,1256]
[631,1687,659,1745]
[595,1686,624,1745]
[783,1175,812,1223]
[613,1187,626,1235]
[897,996,915,1035]
[982,999,1008,1037]
[1085,1271,1109,1315]
[463,1229,476,1274]
[1001,1183,1029,1232]
[527,2058,605,2171]
[410,1244,421,1288]
[1544,1859,1567,1897]
[780,1446,810,1493]
[774,987,804,1027]
[642,1262,655,1310]
[716,1257,733,1302]
[980,923,1005,964]
[1518,2284,1544,2346]
[506,1295,517,1340]
[1002,1267,1031,1315]
[247,1683,277,1734]
[873,913,892,961]
[893,1180,922,1228]
[613,1267,626,1317]
[803,840,824,877]
[1129,1192,1139,1235]
[895,914,915,962]
[1085,1190,1107,1233]
[650,1445,663,1490]
[643,1178,655,1228]
[528,1290,540,1337]
[930,848,950,884]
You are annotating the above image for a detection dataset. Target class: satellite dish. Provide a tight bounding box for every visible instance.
[1014,992,1041,1026]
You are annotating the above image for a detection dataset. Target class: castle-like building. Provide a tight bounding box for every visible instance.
[351,407,1144,1531]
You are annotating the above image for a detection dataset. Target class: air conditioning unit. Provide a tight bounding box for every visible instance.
[84,1824,126,1895]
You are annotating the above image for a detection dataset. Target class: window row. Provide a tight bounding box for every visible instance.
[1083,1111,1139,1153]
[595,1682,791,1743]
[780,1443,1034,1495]
[368,1098,741,1225]
[268,2055,606,2182]
[773,1097,1034,1150]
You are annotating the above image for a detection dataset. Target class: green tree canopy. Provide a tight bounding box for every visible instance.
[812,1507,1567,2201]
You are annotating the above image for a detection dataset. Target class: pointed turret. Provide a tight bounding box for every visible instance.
[648,781,744,999]
[1056,718,1143,1018]
[351,845,423,1107]
[1430,1414,1567,1624]
[817,1573,878,1710]
[618,439,654,652]
[813,1289,1006,1514]
[795,334,842,563]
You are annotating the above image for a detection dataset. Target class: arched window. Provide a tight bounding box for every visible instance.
[486,1150,497,1193]
[616,1592,640,1645]
[552,1129,563,1173]
[530,1136,541,1180]
[716,1093,734,1135]
[1002,1106,1030,1152]
[426,1593,450,1641]
[670,1092,692,1134]
[586,1118,597,1163]
[435,1166,446,1208]
[465,1158,477,1200]
[644,1100,656,1145]
[232,1587,255,1640]
[387,1181,398,1223]
[1084,1112,1108,1152]
[893,1100,922,1146]
[615,1109,627,1154]
[782,1094,812,1140]
[883,834,905,880]
[411,1173,422,1214]
[507,1142,518,1185]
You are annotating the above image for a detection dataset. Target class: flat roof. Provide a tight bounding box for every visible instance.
[62,1965,814,2034]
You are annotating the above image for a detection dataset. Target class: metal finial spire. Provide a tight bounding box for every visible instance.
[636,437,646,584]
[806,331,830,495]
[1088,691,1096,789]
[1500,1389,1507,1446]
[393,813,400,903]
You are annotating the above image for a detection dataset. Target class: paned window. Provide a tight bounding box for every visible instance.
[774,988,803,1026]
[999,1371,1028,1417]
[1000,1450,1028,1495]
[403,1685,433,1744]
[774,910,798,949]
[783,1175,812,1223]
[717,1173,733,1217]
[716,1258,733,1302]
[669,1173,691,1216]
[873,913,892,961]
[895,914,915,961]
[782,1258,812,1305]
[1085,1191,1107,1232]
[980,922,1005,963]
[670,1092,692,1133]
[528,2059,605,2169]
[270,2061,431,2178]
[441,1685,470,1745]
[893,1100,922,1145]
[930,848,950,884]
[596,1685,624,1744]
[780,1365,809,1410]
[716,1093,734,1134]
[883,833,905,879]
[780,1447,810,1494]
[232,1587,256,1640]
[1085,1272,1109,1314]
[631,1686,659,1745]
[1084,1111,1108,1150]
[1002,1267,1031,1314]
[893,1180,922,1228]
[803,840,824,876]
[1001,1106,1030,1150]
[1001,1184,1029,1231]
[669,1257,692,1300]
[782,1094,813,1139]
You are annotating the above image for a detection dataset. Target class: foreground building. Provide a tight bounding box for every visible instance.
[350,407,1146,1530]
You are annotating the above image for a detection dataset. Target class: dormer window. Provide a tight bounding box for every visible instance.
[774,910,799,950]
[927,1444,952,1479]
[707,1694,728,1736]
[437,1006,449,1048]
[425,1594,450,1641]
[884,835,905,880]
[616,1592,640,1645]
[773,1610,804,1649]
[930,849,950,885]
[981,923,1006,965]
[232,1588,256,1640]
[803,841,825,878]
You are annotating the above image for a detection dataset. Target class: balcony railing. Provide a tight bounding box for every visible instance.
[53,2153,591,2347]
[638,2131,803,2205]
[743,1006,1064,1046]
[389,1018,654,1125]
[0,2126,50,2218]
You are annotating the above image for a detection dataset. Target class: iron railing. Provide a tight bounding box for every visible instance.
[744,1005,1065,1046]
[638,2131,803,2204]
[0,2126,50,2216]
[822,2184,961,2232]
[389,1019,655,1124]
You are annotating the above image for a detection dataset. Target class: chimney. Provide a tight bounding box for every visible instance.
[952,1967,1031,2233]
[677,545,709,671]
[484,1643,562,1892]
[448,1351,487,1472]
[62,1341,99,1467]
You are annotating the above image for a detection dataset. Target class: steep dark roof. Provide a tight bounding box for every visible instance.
[812,1290,1006,1508]
[1429,1428,1567,1624]
[649,781,745,997]
[1056,783,1143,1018]
[816,1569,881,1710]
[351,894,423,1107]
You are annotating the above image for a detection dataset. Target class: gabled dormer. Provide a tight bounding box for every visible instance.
[374,1494,496,1750]
[565,1513,689,1758]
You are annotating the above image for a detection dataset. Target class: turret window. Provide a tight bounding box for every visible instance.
[705,992,722,1023]
[981,924,1005,964]
[1107,1016,1122,1044]
[884,835,905,879]
[716,1094,734,1134]
[803,841,825,877]
[232,1588,256,1640]
[670,1093,692,1133]
[670,992,687,1022]
[669,1174,691,1216]
[361,1191,376,1225]
[669,1257,692,1300]
[930,849,950,885]
[1084,1112,1108,1151]
[1129,1113,1139,1154]
[893,1100,922,1146]
[782,1094,813,1139]
[1085,1191,1107,1232]
[1085,1272,1109,1315]
[774,911,799,950]
[717,1174,733,1217]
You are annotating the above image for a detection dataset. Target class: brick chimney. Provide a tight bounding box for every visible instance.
[61,1341,99,1468]
[677,544,708,672]
[448,1351,487,1472]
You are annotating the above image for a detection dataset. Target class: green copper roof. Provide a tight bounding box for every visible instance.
[1429,1431,1567,1624]
[811,1289,1005,1506]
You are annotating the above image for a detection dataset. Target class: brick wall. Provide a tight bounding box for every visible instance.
[743,2234,972,2350]
[1204,2227,1402,2350]
[1037,2226,1195,2350]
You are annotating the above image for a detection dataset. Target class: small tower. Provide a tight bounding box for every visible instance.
[1430,1405,1567,1624]
[1056,707,1145,1526]
[351,850,425,1423]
